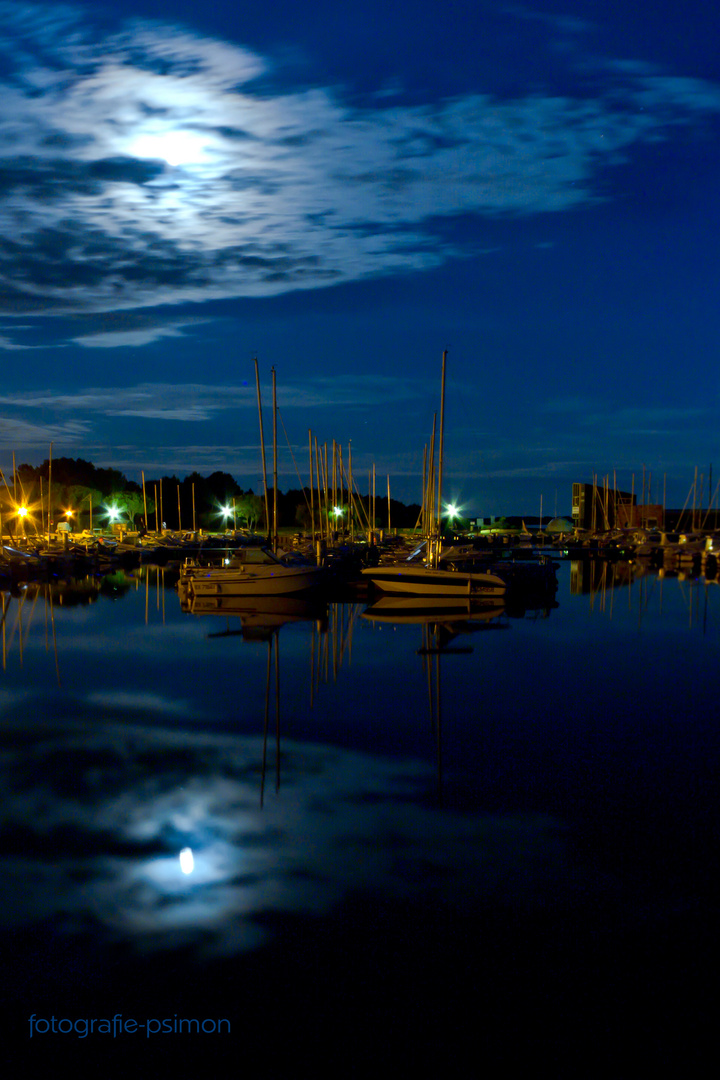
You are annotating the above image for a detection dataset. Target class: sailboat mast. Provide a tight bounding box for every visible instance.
[436,349,447,536]
[272,366,278,551]
[48,442,53,543]
[426,414,436,537]
[308,430,315,539]
[348,442,355,544]
[254,357,270,542]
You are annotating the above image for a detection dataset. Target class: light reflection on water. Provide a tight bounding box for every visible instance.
[0,561,718,1066]
[0,713,568,956]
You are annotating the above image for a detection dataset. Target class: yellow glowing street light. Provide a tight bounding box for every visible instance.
[14,504,30,538]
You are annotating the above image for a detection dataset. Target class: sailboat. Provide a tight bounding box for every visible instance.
[362,557,506,598]
[361,351,506,599]
[178,361,327,599]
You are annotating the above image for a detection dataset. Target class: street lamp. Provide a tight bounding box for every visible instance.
[104,505,121,532]
[16,504,28,539]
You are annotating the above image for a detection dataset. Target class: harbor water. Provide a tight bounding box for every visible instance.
[1,561,717,1072]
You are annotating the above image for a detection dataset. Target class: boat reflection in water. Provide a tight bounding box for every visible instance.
[179,590,332,801]
[362,595,507,652]
[179,591,329,639]
[362,596,509,796]
[1,562,716,1071]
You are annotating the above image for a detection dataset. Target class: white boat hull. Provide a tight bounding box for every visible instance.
[361,565,506,597]
[184,565,325,597]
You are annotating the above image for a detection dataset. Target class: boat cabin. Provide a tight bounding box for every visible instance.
[225,547,281,567]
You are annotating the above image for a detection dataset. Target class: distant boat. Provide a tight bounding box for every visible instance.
[363,350,506,599]
[179,546,326,597]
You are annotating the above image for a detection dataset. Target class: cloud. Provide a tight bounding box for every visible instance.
[0,3,719,315]
[0,375,429,422]
[579,404,711,433]
[0,335,40,350]
[86,691,195,717]
[72,321,201,348]
[0,415,92,447]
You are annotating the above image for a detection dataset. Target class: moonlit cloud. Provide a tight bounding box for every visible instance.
[72,321,202,348]
[0,375,429,422]
[0,415,91,446]
[1,3,720,318]
[0,334,42,350]
[87,691,194,717]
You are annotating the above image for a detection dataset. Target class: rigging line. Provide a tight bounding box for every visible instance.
[277,407,312,517]
[348,470,371,530]
[701,477,720,530]
[337,455,362,528]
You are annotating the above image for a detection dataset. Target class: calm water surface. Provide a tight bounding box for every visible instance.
[1,562,717,1072]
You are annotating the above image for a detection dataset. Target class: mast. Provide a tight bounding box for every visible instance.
[272,366,278,551]
[421,444,428,536]
[314,437,323,544]
[436,349,448,538]
[426,414,437,537]
[372,463,376,542]
[323,443,329,539]
[142,470,148,532]
[337,443,344,535]
[47,442,53,543]
[308,430,315,539]
[348,442,355,543]
[254,358,270,543]
[692,465,698,531]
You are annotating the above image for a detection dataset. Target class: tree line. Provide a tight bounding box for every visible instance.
[3,457,422,533]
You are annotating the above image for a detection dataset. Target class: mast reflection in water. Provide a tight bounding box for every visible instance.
[0,563,717,1070]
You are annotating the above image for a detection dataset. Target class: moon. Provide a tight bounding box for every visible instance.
[129,129,209,167]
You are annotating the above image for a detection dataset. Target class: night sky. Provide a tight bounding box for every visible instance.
[1,0,719,516]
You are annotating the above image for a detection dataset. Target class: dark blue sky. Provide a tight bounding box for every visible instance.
[1,0,718,515]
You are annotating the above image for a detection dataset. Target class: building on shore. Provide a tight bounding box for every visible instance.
[571,482,665,531]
